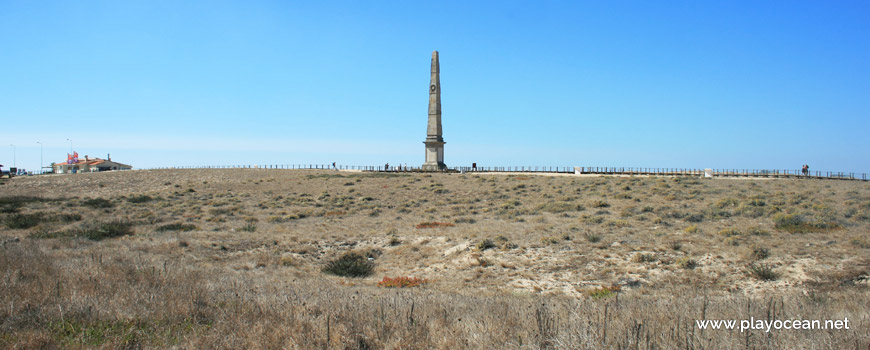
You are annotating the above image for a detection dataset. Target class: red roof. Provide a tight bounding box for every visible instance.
[56,158,109,166]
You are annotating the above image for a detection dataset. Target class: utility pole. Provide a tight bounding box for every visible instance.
[36,141,43,174]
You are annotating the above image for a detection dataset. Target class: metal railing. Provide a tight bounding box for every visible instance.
[133,164,867,181]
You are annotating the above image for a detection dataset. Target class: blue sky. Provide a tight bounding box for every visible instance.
[1,1,868,173]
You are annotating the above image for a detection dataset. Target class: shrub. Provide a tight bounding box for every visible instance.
[454,217,476,224]
[850,238,870,249]
[718,229,741,237]
[127,195,154,203]
[715,198,740,209]
[157,222,197,232]
[748,263,779,281]
[377,276,428,288]
[416,222,455,229]
[774,213,840,233]
[748,227,770,236]
[587,285,620,299]
[585,233,601,243]
[685,213,705,223]
[751,247,770,260]
[322,252,374,277]
[477,239,497,251]
[538,201,585,214]
[774,213,805,232]
[669,241,682,251]
[684,225,699,234]
[583,216,605,225]
[0,196,51,213]
[241,222,258,232]
[57,213,82,223]
[73,220,134,241]
[4,213,46,229]
[633,253,657,263]
[677,257,698,269]
[605,219,630,228]
[590,200,610,208]
[724,236,741,246]
[541,237,561,245]
[82,198,114,209]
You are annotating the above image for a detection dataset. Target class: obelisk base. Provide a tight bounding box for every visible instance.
[422,140,446,171]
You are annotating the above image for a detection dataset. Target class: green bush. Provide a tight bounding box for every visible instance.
[57,213,83,223]
[127,195,155,203]
[685,213,705,223]
[157,222,197,232]
[83,198,114,209]
[774,213,839,233]
[4,213,46,229]
[0,196,49,213]
[322,252,374,277]
[72,220,134,240]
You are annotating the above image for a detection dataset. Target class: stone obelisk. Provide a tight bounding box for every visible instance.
[422,50,446,171]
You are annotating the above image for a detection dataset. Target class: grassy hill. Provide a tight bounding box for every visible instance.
[1,169,868,348]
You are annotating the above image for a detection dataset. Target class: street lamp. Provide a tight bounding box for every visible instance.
[36,141,43,174]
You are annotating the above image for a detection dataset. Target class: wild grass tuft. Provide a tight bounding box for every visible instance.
[748,263,779,281]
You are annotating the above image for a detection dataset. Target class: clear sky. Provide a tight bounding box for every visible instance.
[1,1,868,174]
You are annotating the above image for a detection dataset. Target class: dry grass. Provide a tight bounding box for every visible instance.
[1,169,868,348]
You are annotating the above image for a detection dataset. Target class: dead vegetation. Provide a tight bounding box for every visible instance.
[0,169,868,348]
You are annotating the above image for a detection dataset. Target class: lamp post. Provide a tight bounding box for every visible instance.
[36,141,43,174]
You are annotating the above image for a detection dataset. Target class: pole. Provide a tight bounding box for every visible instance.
[9,144,15,168]
[36,142,42,174]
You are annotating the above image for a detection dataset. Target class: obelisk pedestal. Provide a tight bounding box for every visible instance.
[422,50,447,171]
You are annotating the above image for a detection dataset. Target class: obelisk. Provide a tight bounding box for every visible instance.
[422,50,446,171]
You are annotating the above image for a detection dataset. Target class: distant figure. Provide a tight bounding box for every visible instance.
[472,162,477,171]
[385,163,389,172]
[332,162,336,170]
[803,164,809,176]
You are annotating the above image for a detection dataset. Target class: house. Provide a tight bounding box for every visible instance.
[52,154,132,174]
